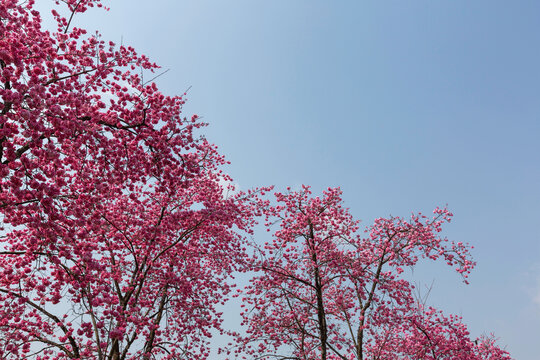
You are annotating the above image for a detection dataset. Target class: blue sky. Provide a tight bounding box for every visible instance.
[38,1,540,358]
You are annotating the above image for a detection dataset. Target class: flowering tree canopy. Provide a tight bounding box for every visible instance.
[0,0,261,358]
[239,187,512,360]
[0,1,513,360]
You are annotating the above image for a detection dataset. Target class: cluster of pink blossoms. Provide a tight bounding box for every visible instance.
[0,0,264,358]
[235,187,512,360]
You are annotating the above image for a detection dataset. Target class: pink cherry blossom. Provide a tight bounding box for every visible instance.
[236,187,512,360]
[0,1,263,358]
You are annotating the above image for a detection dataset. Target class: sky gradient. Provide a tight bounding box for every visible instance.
[37,1,540,358]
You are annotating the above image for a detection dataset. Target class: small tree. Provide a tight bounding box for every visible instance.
[0,0,259,358]
[239,186,512,360]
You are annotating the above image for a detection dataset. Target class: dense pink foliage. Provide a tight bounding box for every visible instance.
[0,0,260,358]
[238,187,512,360]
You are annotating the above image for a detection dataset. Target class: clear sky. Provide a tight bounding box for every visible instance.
[37,1,540,358]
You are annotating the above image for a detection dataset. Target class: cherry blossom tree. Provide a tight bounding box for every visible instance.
[238,186,512,360]
[0,0,262,358]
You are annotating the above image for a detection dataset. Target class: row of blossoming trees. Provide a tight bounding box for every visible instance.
[0,0,512,359]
